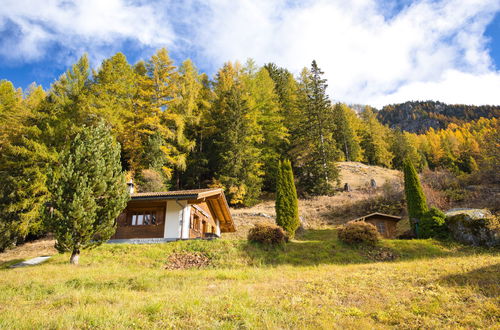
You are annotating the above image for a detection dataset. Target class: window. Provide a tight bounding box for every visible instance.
[376,222,386,235]
[131,211,157,226]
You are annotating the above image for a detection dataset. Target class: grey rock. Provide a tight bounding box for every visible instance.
[445,208,500,247]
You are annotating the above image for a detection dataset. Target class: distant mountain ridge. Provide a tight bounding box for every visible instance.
[376,101,500,133]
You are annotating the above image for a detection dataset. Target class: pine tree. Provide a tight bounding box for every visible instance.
[275,159,300,237]
[48,122,128,264]
[294,61,340,195]
[207,62,263,206]
[403,159,428,236]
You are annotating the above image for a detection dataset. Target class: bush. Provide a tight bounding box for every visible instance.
[419,207,448,239]
[338,221,380,246]
[247,223,289,245]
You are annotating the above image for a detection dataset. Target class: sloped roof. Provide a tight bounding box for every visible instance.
[131,188,223,200]
[351,212,402,222]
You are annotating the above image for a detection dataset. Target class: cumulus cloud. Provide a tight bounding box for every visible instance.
[0,0,174,64]
[191,0,500,107]
[1,0,499,106]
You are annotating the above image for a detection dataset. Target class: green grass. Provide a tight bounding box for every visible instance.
[0,230,499,329]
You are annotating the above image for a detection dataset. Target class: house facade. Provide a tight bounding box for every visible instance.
[111,188,235,243]
[352,212,402,238]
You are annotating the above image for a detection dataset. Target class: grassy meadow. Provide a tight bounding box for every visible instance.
[0,229,499,329]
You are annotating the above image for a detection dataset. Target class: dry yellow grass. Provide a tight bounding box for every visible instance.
[338,161,402,190]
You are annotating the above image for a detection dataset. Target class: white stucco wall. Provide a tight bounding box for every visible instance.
[181,205,191,239]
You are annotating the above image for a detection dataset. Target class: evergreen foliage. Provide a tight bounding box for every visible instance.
[403,159,428,236]
[419,207,448,239]
[275,160,300,238]
[207,63,263,206]
[293,61,340,195]
[48,122,128,264]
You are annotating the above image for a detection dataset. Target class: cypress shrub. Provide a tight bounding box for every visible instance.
[419,207,448,239]
[403,159,428,236]
[275,159,300,238]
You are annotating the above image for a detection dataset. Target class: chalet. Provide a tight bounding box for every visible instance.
[110,188,235,243]
[351,212,402,238]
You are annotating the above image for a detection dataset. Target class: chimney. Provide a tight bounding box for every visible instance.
[127,179,135,194]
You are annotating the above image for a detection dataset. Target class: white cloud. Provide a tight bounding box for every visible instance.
[0,0,174,64]
[191,0,500,107]
[1,0,499,106]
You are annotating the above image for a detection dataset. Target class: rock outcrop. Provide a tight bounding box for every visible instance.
[445,208,500,247]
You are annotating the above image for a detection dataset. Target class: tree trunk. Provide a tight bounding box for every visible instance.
[70,249,80,265]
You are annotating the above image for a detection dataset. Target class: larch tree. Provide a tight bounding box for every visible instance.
[91,52,138,171]
[360,107,393,167]
[170,59,202,188]
[275,159,300,238]
[294,61,340,195]
[48,122,128,264]
[403,158,428,236]
[332,103,361,162]
[0,83,53,251]
[243,62,288,191]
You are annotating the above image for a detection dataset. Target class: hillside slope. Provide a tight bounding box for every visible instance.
[377,101,500,133]
[229,162,403,239]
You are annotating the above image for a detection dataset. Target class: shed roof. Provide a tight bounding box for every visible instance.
[351,212,402,222]
[131,188,235,232]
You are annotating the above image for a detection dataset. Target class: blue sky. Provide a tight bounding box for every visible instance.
[1,0,499,107]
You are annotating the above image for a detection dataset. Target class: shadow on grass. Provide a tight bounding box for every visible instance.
[0,259,25,270]
[243,229,500,267]
[439,263,500,298]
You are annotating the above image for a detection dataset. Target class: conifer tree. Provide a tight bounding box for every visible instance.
[207,62,263,206]
[181,73,214,189]
[332,103,361,161]
[243,63,288,191]
[360,107,393,167]
[294,61,340,195]
[48,122,128,264]
[275,159,300,238]
[91,52,138,170]
[403,159,428,235]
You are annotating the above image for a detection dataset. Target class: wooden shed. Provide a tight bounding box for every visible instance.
[111,188,235,243]
[352,213,402,238]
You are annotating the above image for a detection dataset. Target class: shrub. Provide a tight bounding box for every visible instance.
[247,223,289,245]
[418,207,448,239]
[338,221,380,246]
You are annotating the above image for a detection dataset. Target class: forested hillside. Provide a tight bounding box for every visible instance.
[1,48,499,248]
[377,101,500,133]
